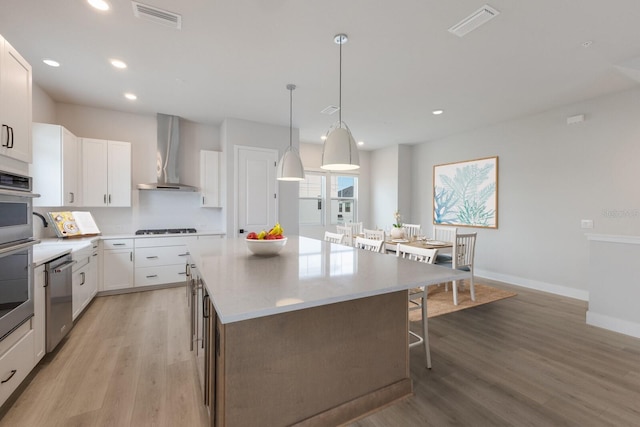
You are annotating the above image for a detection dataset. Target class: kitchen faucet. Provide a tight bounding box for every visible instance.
[32,211,48,227]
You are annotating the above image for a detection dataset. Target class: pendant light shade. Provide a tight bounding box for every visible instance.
[321,33,360,171]
[277,84,305,181]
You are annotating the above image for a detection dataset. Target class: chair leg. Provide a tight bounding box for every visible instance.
[421,294,431,369]
[469,274,475,302]
[452,280,458,305]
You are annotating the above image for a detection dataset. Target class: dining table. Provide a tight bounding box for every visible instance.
[383,237,453,255]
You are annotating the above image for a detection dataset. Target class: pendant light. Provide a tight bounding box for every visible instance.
[321,33,360,171]
[276,84,305,181]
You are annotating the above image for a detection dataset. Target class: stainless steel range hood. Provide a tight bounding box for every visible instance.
[137,113,199,191]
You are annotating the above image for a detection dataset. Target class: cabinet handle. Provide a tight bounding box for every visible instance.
[113,243,126,246]
[1,369,17,384]
[146,275,158,278]
[178,272,186,275]
[1,124,8,147]
[108,194,111,204]
[104,194,107,204]
[130,252,133,262]
[80,271,86,286]
[178,253,189,257]
[146,256,159,259]
[69,192,75,203]
[92,253,98,257]
[202,196,205,205]
[8,126,14,148]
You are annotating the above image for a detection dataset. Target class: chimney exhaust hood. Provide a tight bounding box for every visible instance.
[137,113,199,191]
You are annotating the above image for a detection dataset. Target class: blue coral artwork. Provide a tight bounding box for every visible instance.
[433,156,498,228]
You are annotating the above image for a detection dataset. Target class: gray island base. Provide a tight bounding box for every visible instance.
[188,236,469,426]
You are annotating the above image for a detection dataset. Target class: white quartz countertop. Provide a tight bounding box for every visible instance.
[33,236,99,266]
[188,236,470,324]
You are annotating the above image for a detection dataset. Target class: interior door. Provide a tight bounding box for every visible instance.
[236,146,278,237]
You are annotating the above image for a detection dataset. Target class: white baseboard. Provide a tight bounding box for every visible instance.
[586,311,640,339]
[474,268,589,301]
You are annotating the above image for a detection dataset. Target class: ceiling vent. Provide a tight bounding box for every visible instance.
[320,105,340,115]
[132,1,182,29]
[448,4,499,37]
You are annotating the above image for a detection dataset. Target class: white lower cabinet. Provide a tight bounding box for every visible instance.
[134,236,194,288]
[33,265,46,363]
[102,239,134,291]
[72,242,99,320]
[0,323,34,407]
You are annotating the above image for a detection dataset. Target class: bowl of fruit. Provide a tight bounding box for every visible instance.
[245,223,287,256]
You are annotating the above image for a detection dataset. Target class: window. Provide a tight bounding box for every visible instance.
[299,173,325,225]
[299,173,358,227]
[330,175,357,225]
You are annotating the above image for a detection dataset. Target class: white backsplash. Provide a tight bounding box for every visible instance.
[33,190,224,238]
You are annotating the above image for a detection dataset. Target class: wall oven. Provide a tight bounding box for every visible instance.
[0,170,39,341]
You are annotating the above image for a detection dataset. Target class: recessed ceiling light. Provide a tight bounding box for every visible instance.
[110,59,127,69]
[321,135,327,141]
[88,0,110,11]
[432,109,444,115]
[43,59,60,67]
[582,40,593,48]
[357,141,364,146]
[124,93,137,100]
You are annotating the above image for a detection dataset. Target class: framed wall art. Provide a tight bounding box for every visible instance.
[433,156,498,228]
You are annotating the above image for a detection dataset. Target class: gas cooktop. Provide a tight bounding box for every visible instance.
[135,228,197,235]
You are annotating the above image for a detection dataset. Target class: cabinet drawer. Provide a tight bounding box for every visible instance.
[0,330,35,407]
[135,236,196,248]
[135,246,190,268]
[103,239,134,250]
[135,265,188,287]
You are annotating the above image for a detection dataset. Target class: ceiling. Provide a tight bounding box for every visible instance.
[2,0,640,150]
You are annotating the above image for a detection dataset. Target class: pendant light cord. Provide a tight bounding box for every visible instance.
[289,86,293,148]
[339,36,342,125]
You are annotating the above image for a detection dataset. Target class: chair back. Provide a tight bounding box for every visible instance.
[336,225,353,246]
[354,236,384,253]
[363,228,385,241]
[403,224,421,240]
[453,232,476,269]
[347,221,363,236]
[396,244,438,264]
[324,231,345,244]
[433,225,457,243]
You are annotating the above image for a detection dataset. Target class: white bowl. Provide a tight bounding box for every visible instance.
[245,237,288,256]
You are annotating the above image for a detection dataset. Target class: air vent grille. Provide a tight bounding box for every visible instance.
[321,105,340,115]
[132,1,182,29]
[448,4,499,37]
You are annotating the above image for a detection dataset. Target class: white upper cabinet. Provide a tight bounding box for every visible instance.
[0,35,32,163]
[200,150,221,207]
[32,123,80,207]
[81,138,131,207]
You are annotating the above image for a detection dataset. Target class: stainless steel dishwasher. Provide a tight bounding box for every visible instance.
[45,253,75,352]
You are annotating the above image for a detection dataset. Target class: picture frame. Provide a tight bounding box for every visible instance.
[433,156,498,228]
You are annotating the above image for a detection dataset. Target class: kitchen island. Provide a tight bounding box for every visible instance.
[188,236,469,426]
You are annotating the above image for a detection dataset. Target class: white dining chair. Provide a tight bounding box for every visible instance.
[324,231,345,244]
[433,225,457,263]
[363,228,385,241]
[336,225,353,246]
[347,221,363,236]
[403,224,421,240]
[439,232,477,305]
[354,236,384,253]
[396,244,438,369]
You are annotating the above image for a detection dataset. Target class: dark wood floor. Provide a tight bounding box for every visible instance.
[351,279,640,427]
[2,280,640,426]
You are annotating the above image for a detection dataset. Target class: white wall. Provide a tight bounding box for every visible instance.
[409,87,640,300]
[298,142,371,239]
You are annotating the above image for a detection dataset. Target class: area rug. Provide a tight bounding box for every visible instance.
[410,283,517,320]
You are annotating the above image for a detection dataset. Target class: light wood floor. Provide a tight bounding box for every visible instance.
[0,287,209,427]
[2,281,640,426]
